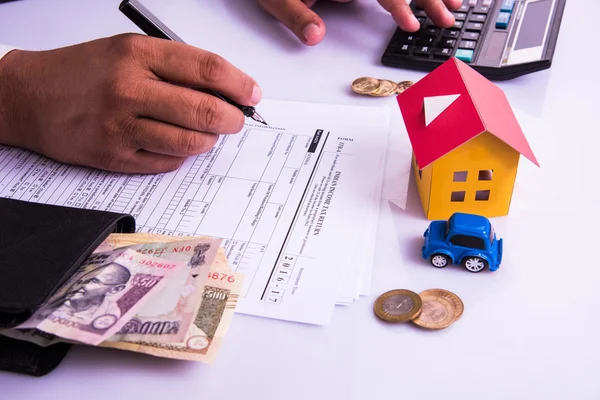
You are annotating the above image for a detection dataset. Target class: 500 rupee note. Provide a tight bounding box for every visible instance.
[96,235,221,344]
[17,249,186,346]
[101,247,243,363]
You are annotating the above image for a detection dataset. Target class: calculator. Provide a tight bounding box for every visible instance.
[380,0,567,80]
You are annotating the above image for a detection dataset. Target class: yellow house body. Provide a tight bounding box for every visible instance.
[396,58,539,221]
[413,132,520,220]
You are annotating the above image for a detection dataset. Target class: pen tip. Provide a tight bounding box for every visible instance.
[252,112,268,126]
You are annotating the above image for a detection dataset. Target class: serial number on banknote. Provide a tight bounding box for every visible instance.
[208,272,236,283]
[136,244,198,258]
[139,259,179,269]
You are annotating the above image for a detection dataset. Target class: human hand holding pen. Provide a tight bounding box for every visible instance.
[0,34,263,174]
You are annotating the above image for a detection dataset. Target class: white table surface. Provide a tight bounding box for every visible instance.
[1,0,599,398]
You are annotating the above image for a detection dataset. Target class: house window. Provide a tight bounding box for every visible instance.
[453,171,468,182]
[451,191,465,202]
[478,170,493,181]
[475,190,490,201]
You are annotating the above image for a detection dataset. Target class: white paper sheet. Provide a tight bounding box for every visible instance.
[0,99,390,325]
[335,151,385,305]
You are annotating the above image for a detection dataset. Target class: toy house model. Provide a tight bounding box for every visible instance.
[397,58,539,220]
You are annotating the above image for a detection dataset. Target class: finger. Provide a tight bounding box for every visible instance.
[100,150,187,174]
[414,0,456,28]
[123,117,219,158]
[258,0,326,45]
[130,150,187,174]
[140,37,262,107]
[378,0,421,32]
[443,0,463,11]
[137,80,245,135]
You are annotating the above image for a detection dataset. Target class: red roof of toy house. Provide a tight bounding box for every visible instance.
[396,58,539,169]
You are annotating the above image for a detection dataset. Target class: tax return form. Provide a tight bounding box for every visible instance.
[0,99,391,325]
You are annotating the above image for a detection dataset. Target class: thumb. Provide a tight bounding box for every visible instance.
[258,0,326,45]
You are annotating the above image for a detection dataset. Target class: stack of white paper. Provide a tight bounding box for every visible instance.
[0,99,391,326]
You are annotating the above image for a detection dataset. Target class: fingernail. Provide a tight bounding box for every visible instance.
[409,14,420,29]
[303,23,320,43]
[445,7,454,20]
[251,85,262,104]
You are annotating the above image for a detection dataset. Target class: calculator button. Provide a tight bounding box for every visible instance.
[392,44,411,55]
[416,37,435,45]
[462,31,480,41]
[500,0,515,12]
[470,14,486,23]
[482,0,493,5]
[417,17,426,26]
[496,12,511,29]
[474,5,491,14]
[414,9,428,18]
[453,12,467,21]
[459,40,477,49]
[466,22,484,31]
[468,0,477,6]
[397,33,417,43]
[414,46,432,56]
[457,4,469,12]
[440,38,457,47]
[455,49,474,62]
[442,30,461,39]
[433,48,453,58]
[423,27,440,36]
[453,20,464,29]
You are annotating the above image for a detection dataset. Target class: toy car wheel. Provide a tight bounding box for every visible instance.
[462,256,488,273]
[430,254,450,268]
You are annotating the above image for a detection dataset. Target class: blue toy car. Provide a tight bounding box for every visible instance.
[422,212,503,273]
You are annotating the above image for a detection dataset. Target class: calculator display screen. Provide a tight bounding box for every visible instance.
[514,0,553,51]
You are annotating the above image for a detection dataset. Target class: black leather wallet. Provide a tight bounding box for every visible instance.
[0,198,135,377]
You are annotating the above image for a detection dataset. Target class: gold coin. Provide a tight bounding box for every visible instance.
[351,77,380,95]
[421,289,464,321]
[396,80,415,94]
[410,290,457,330]
[373,289,422,323]
[370,79,398,97]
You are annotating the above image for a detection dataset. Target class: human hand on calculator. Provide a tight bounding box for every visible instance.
[257,0,462,45]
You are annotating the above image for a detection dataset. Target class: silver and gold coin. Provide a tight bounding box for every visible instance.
[373,289,422,323]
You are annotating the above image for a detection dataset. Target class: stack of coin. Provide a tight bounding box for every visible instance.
[373,288,463,330]
[351,77,415,97]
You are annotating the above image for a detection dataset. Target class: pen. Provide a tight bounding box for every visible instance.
[118,0,268,126]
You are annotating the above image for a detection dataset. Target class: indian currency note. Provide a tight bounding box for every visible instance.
[97,236,221,343]
[94,233,204,253]
[17,248,186,346]
[0,328,62,347]
[100,247,243,363]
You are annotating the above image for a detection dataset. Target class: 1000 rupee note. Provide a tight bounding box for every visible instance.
[97,236,221,344]
[17,248,186,346]
[100,247,243,363]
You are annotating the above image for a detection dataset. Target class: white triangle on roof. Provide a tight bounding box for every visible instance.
[423,94,461,126]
